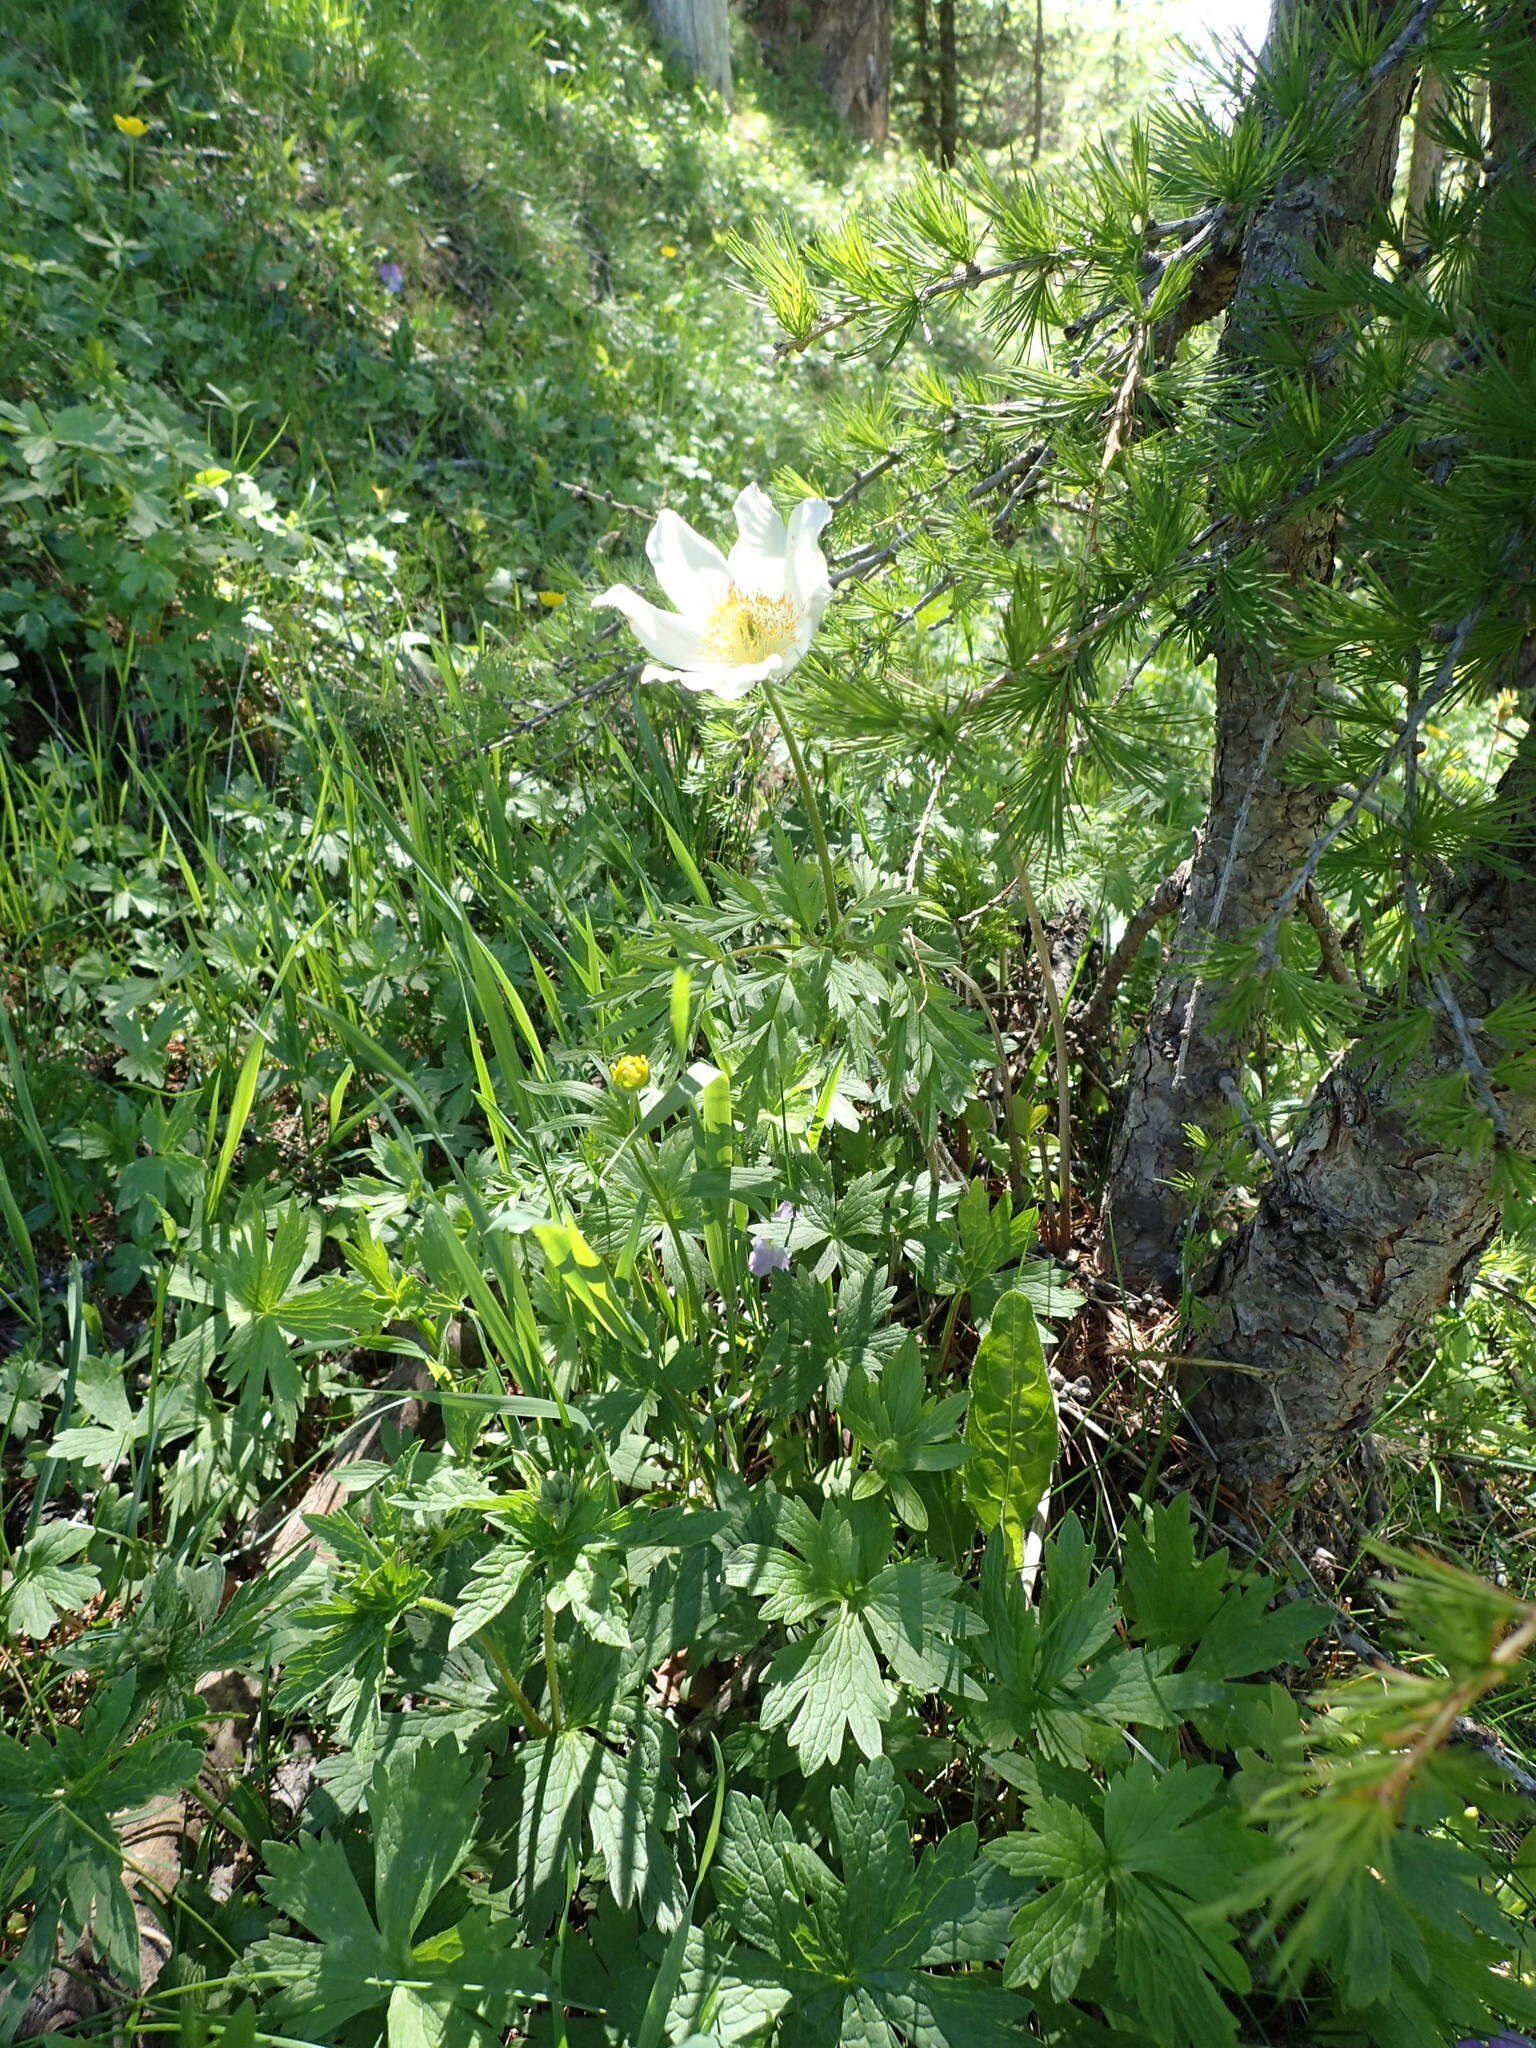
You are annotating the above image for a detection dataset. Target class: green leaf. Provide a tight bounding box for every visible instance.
[964,1291,1056,1568]
[715,1757,1025,2045]
[760,1608,889,1772]
[589,1701,687,1929]
[3,1522,100,1639]
[0,1676,200,1988]
[246,1742,544,2040]
[372,1742,484,1954]
[988,1761,1256,2045]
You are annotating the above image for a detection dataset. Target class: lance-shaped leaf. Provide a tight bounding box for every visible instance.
[964,1289,1056,1568]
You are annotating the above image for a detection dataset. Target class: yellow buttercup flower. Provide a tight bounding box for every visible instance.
[537,590,566,609]
[661,244,678,258]
[610,1054,650,1092]
[114,113,149,137]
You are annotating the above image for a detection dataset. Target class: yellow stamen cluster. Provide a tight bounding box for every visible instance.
[699,586,800,666]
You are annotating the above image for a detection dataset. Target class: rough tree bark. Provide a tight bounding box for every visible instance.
[1407,64,1446,234]
[1104,0,1420,1298]
[937,0,957,164]
[1187,1,1536,1489]
[650,0,733,104]
[755,0,891,139]
[914,0,936,155]
[1190,710,1536,1490]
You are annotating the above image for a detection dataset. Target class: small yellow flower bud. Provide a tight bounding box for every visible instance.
[661,244,678,258]
[610,1054,650,1092]
[114,113,149,136]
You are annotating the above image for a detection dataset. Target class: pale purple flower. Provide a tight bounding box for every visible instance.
[748,1202,795,1279]
[1456,2035,1536,2047]
[378,261,404,294]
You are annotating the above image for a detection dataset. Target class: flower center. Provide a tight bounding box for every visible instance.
[699,586,800,666]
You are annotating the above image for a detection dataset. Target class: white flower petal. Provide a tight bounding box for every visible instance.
[645,511,732,617]
[785,497,833,629]
[651,655,781,701]
[729,483,788,598]
[596,585,706,669]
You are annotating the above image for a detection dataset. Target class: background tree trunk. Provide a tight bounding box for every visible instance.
[914,0,937,156]
[650,0,733,104]
[1104,0,1419,1298]
[1031,0,1045,161]
[937,0,958,164]
[755,0,891,139]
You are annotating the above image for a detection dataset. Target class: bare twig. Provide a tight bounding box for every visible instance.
[1076,860,1192,1042]
[490,660,642,749]
[906,752,956,891]
[1258,602,1483,956]
[555,478,655,519]
[1301,884,1356,988]
[1218,1070,1281,1167]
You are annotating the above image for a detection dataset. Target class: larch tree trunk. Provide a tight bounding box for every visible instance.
[1104,0,1420,1298]
[1190,708,1536,1490]
[650,0,733,104]
[1187,0,1536,1490]
[1406,64,1446,235]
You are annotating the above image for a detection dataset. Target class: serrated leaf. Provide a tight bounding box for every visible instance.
[761,1609,889,1771]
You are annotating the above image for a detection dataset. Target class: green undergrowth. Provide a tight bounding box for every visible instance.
[2,1,1536,2043]
[0,0,881,738]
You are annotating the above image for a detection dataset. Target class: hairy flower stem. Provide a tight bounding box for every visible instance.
[419,1597,549,1735]
[542,1603,565,1731]
[761,679,840,936]
[1011,852,1073,1256]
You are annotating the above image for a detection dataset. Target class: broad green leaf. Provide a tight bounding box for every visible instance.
[759,1610,888,1772]
[715,1759,1025,2045]
[247,1743,543,2039]
[964,1290,1056,1568]
[3,1522,100,1639]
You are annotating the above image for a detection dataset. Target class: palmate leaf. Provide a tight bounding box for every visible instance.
[1121,1495,1328,1682]
[489,1692,686,1937]
[843,1338,970,1532]
[0,1674,201,2008]
[244,1741,545,2046]
[969,1522,1220,1769]
[571,1904,792,2046]
[988,1759,1259,2048]
[168,1199,368,1422]
[713,1756,1026,2048]
[2,1520,100,1639]
[760,1263,903,1415]
[727,1497,974,1772]
[759,1609,889,1772]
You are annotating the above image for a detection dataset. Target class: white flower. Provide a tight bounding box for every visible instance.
[597,483,832,701]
